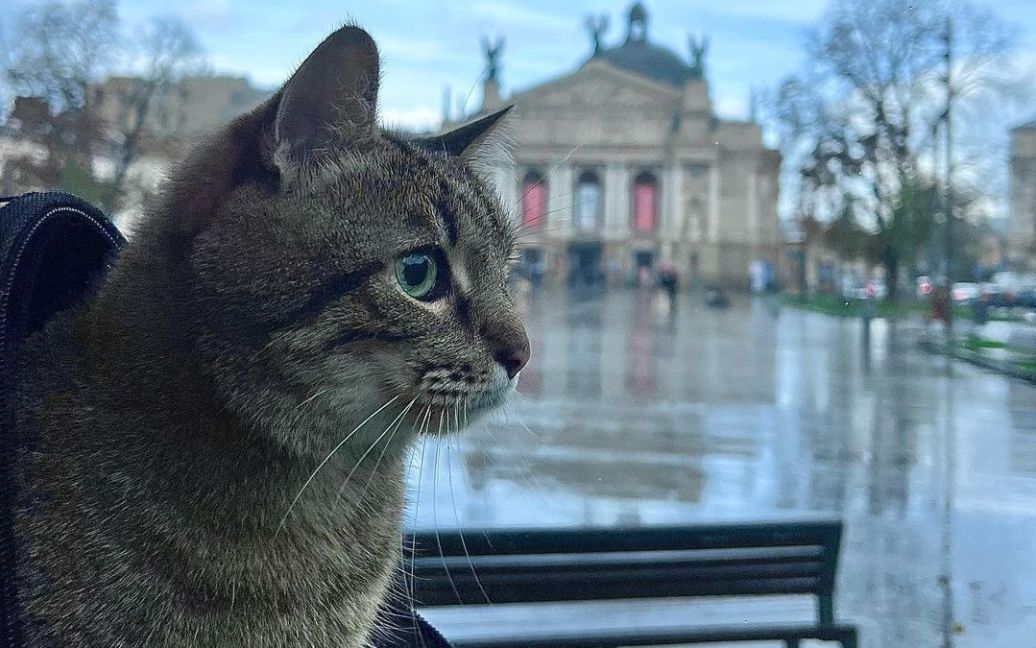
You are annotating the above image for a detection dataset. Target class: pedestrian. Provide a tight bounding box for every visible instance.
[928,281,951,332]
[971,293,989,328]
[657,262,678,308]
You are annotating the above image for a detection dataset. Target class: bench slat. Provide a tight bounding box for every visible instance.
[414,575,823,606]
[412,545,825,569]
[413,560,823,597]
[410,521,841,556]
[442,622,859,648]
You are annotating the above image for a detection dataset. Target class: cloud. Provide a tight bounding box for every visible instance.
[696,0,827,24]
[453,0,571,32]
[714,96,749,121]
[380,105,442,132]
[377,34,472,66]
[207,54,287,87]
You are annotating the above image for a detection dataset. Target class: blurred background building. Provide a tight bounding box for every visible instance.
[1009,118,1036,268]
[90,75,269,140]
[454,2,781,290]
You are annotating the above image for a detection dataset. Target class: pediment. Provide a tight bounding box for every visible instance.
[511,60,679,111]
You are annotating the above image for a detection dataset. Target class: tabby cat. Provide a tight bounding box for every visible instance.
[12,24,528,647]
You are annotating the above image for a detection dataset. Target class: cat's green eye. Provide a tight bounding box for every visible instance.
[395,251,443,300]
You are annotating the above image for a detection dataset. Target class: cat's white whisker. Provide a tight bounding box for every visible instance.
[404,433,429,619]
[399,441,420,621]
[351,398,417,507]
[283,385,336,432]
[332,397,418,508]
[274,394,400,537]
[293,386,332,411]
[446,416,491,605]
[431,416,463,604]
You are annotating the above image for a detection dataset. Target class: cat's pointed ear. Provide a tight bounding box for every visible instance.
[273,25,380,173]
[420,105,513,162]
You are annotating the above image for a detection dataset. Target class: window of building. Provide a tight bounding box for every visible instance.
[575,170,603,233]
[521,170,547,230]
[687,163,709,178]
[632,171,657,234]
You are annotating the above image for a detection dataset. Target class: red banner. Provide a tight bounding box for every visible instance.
[522,180,546,229]
[633,181,656,233]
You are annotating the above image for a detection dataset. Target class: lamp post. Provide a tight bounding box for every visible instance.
[943,17,955,343]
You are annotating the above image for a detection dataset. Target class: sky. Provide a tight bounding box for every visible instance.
[2,0,1036,218]
[4,0,1034,130]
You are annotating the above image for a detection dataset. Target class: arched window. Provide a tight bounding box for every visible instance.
[520,170,547,230]
[575,170,603,233]
[632,171,657,234]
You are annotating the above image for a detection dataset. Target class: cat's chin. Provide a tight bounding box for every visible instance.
[409,375,517,435]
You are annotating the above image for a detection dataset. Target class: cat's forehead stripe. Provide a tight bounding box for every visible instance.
[433,179,458,246]
[380,134,514,255]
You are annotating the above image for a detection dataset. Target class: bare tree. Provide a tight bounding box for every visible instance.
[5,0,119,146]
[3,1,206,208]
[772,0,1020,299]
[2,0,120,200]
[104,16,203,210]
[0,21,10,121]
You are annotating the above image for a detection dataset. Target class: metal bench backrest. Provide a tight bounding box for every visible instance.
[408,520,843,624]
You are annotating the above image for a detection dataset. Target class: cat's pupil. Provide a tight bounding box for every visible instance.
[396,252,442,300]
[403,256,429,286]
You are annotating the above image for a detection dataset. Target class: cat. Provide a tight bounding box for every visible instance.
[11,24,528,647]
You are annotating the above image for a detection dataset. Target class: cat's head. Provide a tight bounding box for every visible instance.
[145,26,528,457]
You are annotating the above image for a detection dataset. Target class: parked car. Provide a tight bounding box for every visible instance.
[1013,287,1036,310]
[863,279,886,300]
[981,281,1013,308]
[847,279,886,300]
[988,271,1036,308]
[951,282,981,303]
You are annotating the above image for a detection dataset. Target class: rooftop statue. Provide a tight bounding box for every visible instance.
[689,35,709,79]
[482,36,504,83]
[585,14,609,55]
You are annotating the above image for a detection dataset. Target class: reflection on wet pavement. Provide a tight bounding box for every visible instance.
[405,289,1036,647]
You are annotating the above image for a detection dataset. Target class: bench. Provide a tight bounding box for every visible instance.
[407,519,858,648]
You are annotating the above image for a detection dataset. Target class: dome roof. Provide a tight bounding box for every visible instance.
[588,2,695,87]
[595,40,694,87]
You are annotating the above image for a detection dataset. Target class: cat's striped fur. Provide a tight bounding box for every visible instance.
[13,25,527,647]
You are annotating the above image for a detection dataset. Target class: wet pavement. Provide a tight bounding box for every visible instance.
[404,289,1036,647]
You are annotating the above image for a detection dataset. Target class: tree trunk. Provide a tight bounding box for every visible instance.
[106,82,157,213]
[883,241,900,303]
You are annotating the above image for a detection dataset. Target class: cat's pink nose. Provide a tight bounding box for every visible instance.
[484,315,530,379]
[495,345,529,379]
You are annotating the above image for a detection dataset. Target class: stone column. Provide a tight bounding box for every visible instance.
[602,163,618,239]
[496,164,517,228]
[666,162,681,240]
[747,169,759,248]
[708,163,720,243]
[613,163,630,240]
[603,162,622,239]
[549,163,573,238]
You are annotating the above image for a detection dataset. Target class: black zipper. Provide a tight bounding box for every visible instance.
[0,197,120,648]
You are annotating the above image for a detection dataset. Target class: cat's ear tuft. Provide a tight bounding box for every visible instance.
[273,25,380,174]
[420,105,514,164]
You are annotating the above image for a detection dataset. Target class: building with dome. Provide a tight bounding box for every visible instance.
[467,2,781,288]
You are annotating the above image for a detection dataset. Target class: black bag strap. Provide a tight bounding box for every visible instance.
[0,191,125,648]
